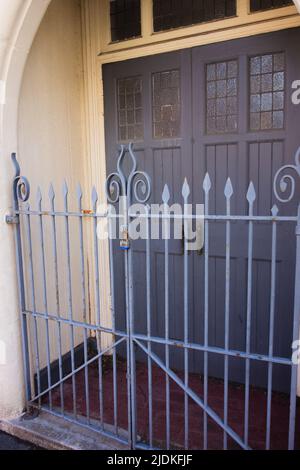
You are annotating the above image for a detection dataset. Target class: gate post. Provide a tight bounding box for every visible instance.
[6,154,32,408]
[106,143,151,449]
[288,203,300,449]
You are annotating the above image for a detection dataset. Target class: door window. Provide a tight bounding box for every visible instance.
[152,70,181,139]
[153,0,236,33]
[206,59,238,134]
[249,52,285,131]
[117,76,144,141]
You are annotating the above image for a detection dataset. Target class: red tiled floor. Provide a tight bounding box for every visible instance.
[46,357,300,450]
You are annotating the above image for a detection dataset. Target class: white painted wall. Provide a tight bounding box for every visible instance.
[0,0,52,419]
[18,0,88,372]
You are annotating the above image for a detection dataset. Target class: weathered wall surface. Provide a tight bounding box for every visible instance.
[18,0,87,372]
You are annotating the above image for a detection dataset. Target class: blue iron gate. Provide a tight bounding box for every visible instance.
[7,144,300,450]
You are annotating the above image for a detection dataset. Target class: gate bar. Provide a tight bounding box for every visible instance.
[288,204,300,450]
[92,188,104,429]
[162,186,170,450]
[134,338,251,450]
[108,203,119,436]
[63,182,77,419]
[10,155,32,407]
[29,337,126,403]
[25,204,41,406]
[37,189,52,410]
[77,186,90,424]
[203,173,211,450]
[145,204,153,448]
[223,178,233,449]
[183,180,190,450]
[266,206,278,449]
[244,183,255,447]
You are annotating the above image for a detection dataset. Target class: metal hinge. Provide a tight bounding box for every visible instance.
[5,214,19,225]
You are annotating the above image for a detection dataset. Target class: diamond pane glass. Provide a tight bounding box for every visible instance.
[249,52,285,131]
[206,59,238,134]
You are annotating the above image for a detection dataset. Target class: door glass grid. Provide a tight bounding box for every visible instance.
[117,76,144,142]
[249,52,285,131]
[206,59,238,134]
[152,70,181,139]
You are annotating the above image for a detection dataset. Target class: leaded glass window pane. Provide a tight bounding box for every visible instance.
[117,76,144,141]
[153,0,236,33]
[249,52,285,131]
[152,70,181,139]
[110,0,141,42]
[206,59,238,134]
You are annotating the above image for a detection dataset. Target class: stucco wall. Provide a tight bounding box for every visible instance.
[18,0,87,372]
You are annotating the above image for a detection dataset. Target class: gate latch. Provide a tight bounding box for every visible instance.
[5,214,19,225]
[120,225,130,250]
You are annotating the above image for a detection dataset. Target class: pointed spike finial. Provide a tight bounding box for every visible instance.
[36,186,42,204]
[182,178,190,200]
[271,204,279,217]
[224,178,233,199]
[162,184,170,204]
[48,183,55,201]
[62,180,68,197]
[203,173,211,194]
[76,183,83,200]
[246,181,256,205]
[92,186,98,207]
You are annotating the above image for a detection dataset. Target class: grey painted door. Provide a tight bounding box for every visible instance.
[103,28,300,392]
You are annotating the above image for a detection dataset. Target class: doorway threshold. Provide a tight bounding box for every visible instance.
[0,411,129,450]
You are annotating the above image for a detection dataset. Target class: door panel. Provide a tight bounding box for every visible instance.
[103,28,300,391]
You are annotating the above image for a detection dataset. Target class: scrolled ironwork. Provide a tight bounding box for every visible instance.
[273,147,300,203]
[12,153,30,204]
[105,143,151,204]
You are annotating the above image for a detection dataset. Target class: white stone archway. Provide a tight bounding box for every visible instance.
[0,0,51,419]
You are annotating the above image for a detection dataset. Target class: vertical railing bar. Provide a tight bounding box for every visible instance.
[37,190,52,410]
[265,209,278,449]
[288,204,300,450]
[244,184,255,447]
[223,181,232,450]
[128,246,137,448]
[14,212,32,406]
[25,204,41,407]
[203,176,210,450]
[11,158,32,407]
[163,194,170,450]
[92,189,104,429]
[182,181,190,450]
[63,183,77,419]
[124,248,133,446]
[126,176,137,450]
[49,187,64,414]
[108,208,118,436]
[145,205,153,448]
[77,186,90,424]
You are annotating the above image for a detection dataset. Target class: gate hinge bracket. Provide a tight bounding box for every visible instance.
[5,214,19,225]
